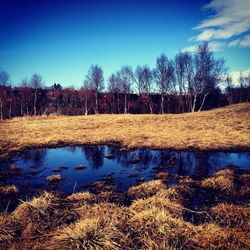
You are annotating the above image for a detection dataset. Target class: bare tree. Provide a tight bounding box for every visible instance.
[19,78,29,116]
[142,66,154,114]
[80,80,91,115]
[114,72,122,114]
[135,66,144,113]
[29,74,43,116]
[245,73,250,102]
[135,66,144,95]
[117,66,134,114]
[153,54,174,114]
[225,74,233,104]
[0,69,10,86]
[0,69,10,120]
[192,42,226,112]
[86,65,104,114]
[238,72,245,103]
[135,65,154,113]
[108,73,118,114]
[175,51,194,113]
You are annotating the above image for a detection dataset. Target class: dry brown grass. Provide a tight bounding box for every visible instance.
[210,203,250,228]
[127,207,197,249]
[194,223,250,250]
[0,103,249,158]
[0,185,19,195]
[201,168,236,192]
[11,191,57,227]
[130,195,184,219]
[0,214,17,243]
[49,217,122,250]
[154,171,169,180]
[66,191,97,205]
[127,180,166,200]
[1,167,250,249]
[46,174,62,183]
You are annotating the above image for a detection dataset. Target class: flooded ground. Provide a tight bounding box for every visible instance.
[0,145,249,197]
[1,146,250,249]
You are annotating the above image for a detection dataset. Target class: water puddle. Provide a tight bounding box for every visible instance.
[0,145,249,195]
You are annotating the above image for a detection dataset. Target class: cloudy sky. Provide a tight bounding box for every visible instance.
[0,0,249,87]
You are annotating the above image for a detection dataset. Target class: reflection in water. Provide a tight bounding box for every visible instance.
[82,146,104,169]
[18,149,47,169]
[0,146,249,195]
[194,152,211,178]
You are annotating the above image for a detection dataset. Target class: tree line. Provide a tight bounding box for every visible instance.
[0,43,249,120]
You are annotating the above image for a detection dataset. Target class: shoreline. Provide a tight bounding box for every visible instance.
[1,142,250,162]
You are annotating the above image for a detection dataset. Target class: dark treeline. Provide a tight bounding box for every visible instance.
[0,43,250,120]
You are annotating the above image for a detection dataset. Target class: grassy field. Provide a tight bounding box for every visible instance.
[0,103,250,159]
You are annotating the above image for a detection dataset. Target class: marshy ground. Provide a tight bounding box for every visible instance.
[0,166,250,249]
[0,103,250,249]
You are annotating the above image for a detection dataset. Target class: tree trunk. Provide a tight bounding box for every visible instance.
[0,98,3,120]
[178,94,183,114]
[9,100,12,119]
[160,93,164,114]
[111,93,114,114]
[20,101,23,116]
[192,95,197,112]
[148,94,153,114]
[95,91,98,114]
[84,93,88,116]
[184,94,189,113]
[124,93,127,114]
[34,89,37,116]
[188,94,192,112]
[26,101,29,115]
[138,94,141,113]
[117,93,120,114]
[198,93,209,112]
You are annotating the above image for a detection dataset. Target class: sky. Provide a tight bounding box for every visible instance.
[0,0,250,88]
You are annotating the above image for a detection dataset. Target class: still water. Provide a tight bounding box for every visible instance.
[1,145,249,195]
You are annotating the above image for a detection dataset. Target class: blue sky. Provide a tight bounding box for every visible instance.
[0,0,250,87]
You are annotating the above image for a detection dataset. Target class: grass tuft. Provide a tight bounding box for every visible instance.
[127,180,166,200]
[201,168,236,192]
[66,192,96,205]
[0,185,19,195]
[210,203,250,228]
[11,192,57,227]
[46,174,62,183]
[49,217,122,250]
[0,214,17,243]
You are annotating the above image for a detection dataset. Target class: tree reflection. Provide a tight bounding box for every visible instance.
[21,148,47,168]
[82,146,104,169]
[67,146,78,153]
[175,152,195,176]
[193,152,211,178]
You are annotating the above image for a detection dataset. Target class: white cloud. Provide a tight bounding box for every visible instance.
[239,34,250,47]
[230,68,250,86]
[182,41,224,53]
[228,38,241,48]
[182,45,197,53]
[191,0,250,48]
[228,34,250,48]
